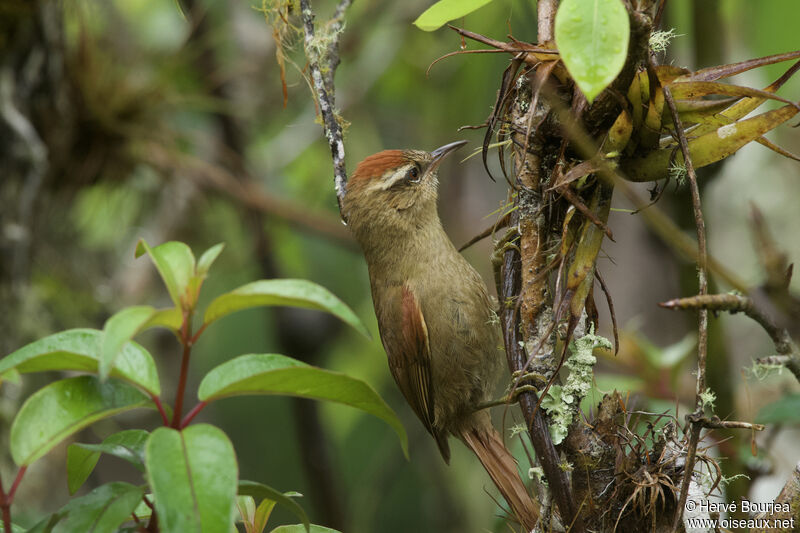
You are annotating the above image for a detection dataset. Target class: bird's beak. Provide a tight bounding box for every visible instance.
[428,140,468,173]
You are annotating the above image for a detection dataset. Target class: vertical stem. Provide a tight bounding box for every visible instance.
[0,471,8,533]
[537,0,558,43]
[0,466,27,533]
[664,85,709,531]
[171,343,192,429]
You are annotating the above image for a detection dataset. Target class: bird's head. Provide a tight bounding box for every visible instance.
[343,140,467,245]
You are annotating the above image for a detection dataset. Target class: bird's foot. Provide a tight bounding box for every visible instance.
[491,226,521,296]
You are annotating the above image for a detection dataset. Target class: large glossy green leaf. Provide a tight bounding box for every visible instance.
[10,376,151,466]
[555,0,630,102]
[198,354,408,457]
[271,526,341,533]
[756,394,800,424]
[0,329,160,396]
[135,239,196,308]
[67,429,150,494]
[413,0,493,31]
[55,482,144,533]
[238,480,308,532]
[146,424,238,533]
[100,306,181,380]
[203,279,369,338]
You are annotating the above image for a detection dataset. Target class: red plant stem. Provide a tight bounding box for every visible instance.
[150,394,170,426]
[180,401,208,428]
[1,504,9,533]
[171,343,192,429]
[1,466,27,533]
[7,468,25,503]
[188,323,206,346]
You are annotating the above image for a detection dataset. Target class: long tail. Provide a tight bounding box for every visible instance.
[459,413,539,531]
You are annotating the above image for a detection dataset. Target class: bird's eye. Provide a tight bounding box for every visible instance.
[406,166,420,182]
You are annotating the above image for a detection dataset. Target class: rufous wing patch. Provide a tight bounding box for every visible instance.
[387,286,436,437]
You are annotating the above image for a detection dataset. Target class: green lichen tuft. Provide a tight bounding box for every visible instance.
[541,328,612,444]
[650,28,679,54]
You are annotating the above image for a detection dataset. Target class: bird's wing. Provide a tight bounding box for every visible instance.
[385,285,436,436]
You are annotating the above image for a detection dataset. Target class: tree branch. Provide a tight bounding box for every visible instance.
[299,0,350,213]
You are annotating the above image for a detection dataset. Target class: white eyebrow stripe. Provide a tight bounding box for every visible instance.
[375,164,415,190]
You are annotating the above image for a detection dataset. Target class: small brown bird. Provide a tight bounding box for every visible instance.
[343,141,538,530]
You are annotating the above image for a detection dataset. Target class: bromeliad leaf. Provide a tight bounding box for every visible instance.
[146,424,238,533]
[198,353,408,457]
[100,306,181,380]
[238,480,309,533]
[10,376,152,466]
[0,329,160,396]
[555,0,630,102]
[413,0,493,32]
[135,239,196,309]
[203,279,370,338]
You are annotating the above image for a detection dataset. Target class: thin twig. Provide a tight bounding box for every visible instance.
[323,0,352,101]
[664,84,709,533]
[659,293,796,356]
[299,0,349,212]
[686,413,765,431]
[756,355,800,383]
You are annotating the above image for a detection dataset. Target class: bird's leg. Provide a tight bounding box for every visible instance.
[491,225,521,301]
[474,370,545,411]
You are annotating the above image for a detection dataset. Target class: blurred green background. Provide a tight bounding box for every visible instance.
[1,0,799,531]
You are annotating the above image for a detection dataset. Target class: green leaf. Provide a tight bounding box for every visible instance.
[24,514,62,533]
[203,279,370,338]
[77,429,149,468]
[756,394,800,424]
[253,498,277,533]
[413,0,493,31]
[555,0,630,102]
[66,445,101,495]
[238,480,309,532]
[0,329,160,396]
[237,496,256,531]
[146,424,238,533]
[135,239,196,309]
[197,243,225,277]
[10,376,151,466]
[199,354,408,458]
[101,306,181,380]
[0,367,21,385]
[270,526,341,533]
[68,429,150,493]
[55,482,144,533]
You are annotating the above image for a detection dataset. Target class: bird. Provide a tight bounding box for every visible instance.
[342,141,539,530]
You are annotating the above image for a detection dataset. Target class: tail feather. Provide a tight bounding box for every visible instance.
[460,415,539,531]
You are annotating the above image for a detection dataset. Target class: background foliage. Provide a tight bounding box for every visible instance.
[1,0,799,531]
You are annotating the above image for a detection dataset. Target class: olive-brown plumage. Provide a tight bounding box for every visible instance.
[343,142,538,530]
